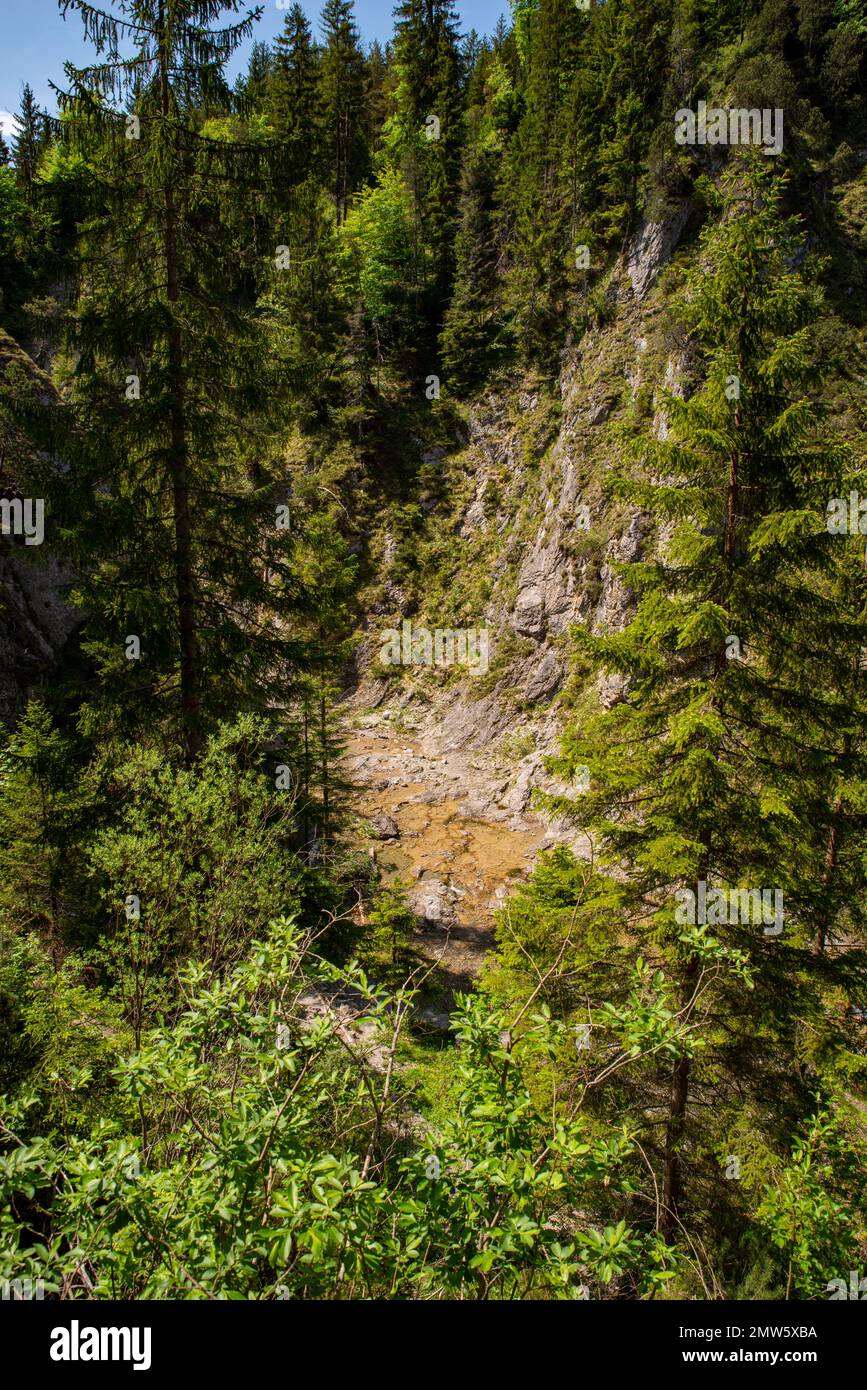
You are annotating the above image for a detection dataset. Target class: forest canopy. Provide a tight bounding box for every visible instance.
[0,0,865,1311]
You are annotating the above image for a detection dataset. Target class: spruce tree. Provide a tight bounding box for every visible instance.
[562,0,670,251]
[0,702,94,958]
[269,3,323,179]
[235,39,274,111]
[388,0,464,324]
[440,141,508,385]
[424,0,464,315]
[12,84,45,192]
[361,39,390,148]
[285,508,358,855]
[501,0,582,364]
[546,158,867,1246]
[53,0,301,764]
[320,0,367,223]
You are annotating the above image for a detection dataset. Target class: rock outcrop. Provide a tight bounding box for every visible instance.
[345,214,694,963]
[627,201,691,301]
[0,328,78,727]
[0,549,78,727]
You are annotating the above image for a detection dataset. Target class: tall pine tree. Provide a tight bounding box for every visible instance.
[320,0,368,223]
[546,158,867,1244]
[12,84,46,193]
[54,0,303,763]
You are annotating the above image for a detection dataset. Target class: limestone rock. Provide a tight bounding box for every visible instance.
[627,201,690,302]
[524,651,562,703]
[370,812,400,839]
[408,876,458,928]
[514,584,545,637]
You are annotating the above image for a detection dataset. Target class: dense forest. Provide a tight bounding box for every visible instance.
[0,0,866,1310]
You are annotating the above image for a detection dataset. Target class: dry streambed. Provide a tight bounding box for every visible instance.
[342,716,555,1003]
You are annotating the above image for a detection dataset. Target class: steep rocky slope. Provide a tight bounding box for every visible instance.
[343,165,866,967]
[341,203,698,966]
[0,328,78,727]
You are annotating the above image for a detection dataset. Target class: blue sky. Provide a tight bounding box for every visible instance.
[0,0,509,139]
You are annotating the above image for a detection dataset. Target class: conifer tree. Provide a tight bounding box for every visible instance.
[563,0,670,250]
[546,159,867,1245]
[440,140,508,385]
[54,0,301,764]
[388,0,464,324]
[267,179,345,418]
[501,0,582,363]
[461,28,483,79]
[12,84,45,192]
[0,702,93,958]
[235,38,274,111]
[271,504,358,858]
[424,0,464,315]
[269,3,323,178]
[361,39,390,148]
[320,0,367,223]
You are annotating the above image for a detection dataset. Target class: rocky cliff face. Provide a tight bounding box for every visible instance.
[0,548,78,727]
[0,328,78,727]
[350,204,693,821]
[341,207,698,989]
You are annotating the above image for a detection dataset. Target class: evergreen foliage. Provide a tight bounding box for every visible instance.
[0,0,865,1306]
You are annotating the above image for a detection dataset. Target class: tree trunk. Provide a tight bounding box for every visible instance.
[813,812,840,956]
[160,18,202,765]
[660,392,742,1240]
[319,681,330,843]
[660,956,698,1241]
[303,699,311,851]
